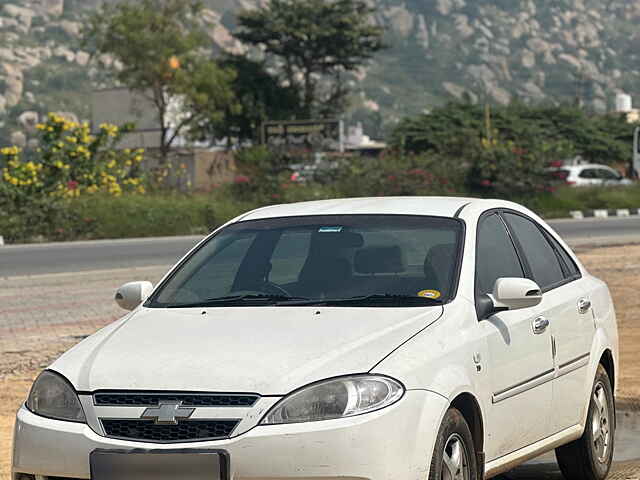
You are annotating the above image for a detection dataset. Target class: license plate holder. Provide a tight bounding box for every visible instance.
[90,448,230,480]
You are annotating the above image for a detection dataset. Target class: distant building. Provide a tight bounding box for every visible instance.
[344,123,386,156]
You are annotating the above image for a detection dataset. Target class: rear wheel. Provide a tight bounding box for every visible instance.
[429,408,479,480]
[555,365,615,480]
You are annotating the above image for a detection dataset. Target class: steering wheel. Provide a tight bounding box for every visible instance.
[263,281,293,297]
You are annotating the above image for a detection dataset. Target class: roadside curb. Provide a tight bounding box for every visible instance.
[570,208,640,219]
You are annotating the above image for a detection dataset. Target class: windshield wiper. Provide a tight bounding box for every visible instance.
[278,294,443,307]
[168,294,310,308]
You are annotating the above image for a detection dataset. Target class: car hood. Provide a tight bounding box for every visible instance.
[51,305,443,394]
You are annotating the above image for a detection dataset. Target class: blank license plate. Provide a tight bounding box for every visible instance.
[90,449,229,480]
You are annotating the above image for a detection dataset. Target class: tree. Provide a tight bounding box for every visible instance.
[215,55,300,144]
[391,102,634,166]
[234,0,385,119]
[84,0,238,161]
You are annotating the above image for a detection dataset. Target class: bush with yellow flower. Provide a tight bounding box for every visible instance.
[0,113,147,242]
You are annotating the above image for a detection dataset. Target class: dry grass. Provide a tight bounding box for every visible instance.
[1,245,639,478]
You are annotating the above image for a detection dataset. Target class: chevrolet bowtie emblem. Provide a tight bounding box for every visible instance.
[141,401,195,425]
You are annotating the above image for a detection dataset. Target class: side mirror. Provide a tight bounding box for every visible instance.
[115,281,154,311]
[478,278,542,320]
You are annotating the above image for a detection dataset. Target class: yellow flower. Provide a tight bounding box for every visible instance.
[66,136,78,144]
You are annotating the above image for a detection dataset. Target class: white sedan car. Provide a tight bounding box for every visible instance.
[13,197,618,480]
[549,163,633,187]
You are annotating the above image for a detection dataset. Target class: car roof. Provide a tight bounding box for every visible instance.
[563,164,614,170]
[238,196,523,221]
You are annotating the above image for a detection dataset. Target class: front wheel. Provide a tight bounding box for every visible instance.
[429,408,479,480]
[555,365,615,480]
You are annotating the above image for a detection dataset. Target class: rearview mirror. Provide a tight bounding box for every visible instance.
[115,281,154,311]
[478,278,542,320]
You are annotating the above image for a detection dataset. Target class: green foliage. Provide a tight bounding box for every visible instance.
[526,185,640,219]
[467,136,572,197]
[235,0,386,118]
[0,114,146,243]
[392,102,634,165]
[332,153,465,198]
[68,193,219,239]
[226,146,306,205]
[84,0,238,158]
[215,55,301,143]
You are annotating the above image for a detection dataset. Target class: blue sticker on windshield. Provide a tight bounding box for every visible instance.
[319,226,343,233]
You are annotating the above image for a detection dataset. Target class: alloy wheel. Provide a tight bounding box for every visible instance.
[442,433,471,480]
[591,381,611,464]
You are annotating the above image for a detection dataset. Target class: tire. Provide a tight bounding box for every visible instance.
[555,365,615,480]
[429,408,479,480]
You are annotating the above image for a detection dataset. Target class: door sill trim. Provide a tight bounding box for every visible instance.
[485,424,583,478]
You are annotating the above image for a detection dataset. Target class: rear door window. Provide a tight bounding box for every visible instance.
[502,213,565,290]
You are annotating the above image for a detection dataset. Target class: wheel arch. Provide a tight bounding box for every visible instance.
[450,392,484,455]
[599,349,615,393]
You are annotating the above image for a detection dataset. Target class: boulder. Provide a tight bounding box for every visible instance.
[522,82,544,99]
[18,111,39,132]
[0,48,16,62]
[453,15,474,39]
[0,94,6,114]
[53,46,75,62]
[527,38,552,54]
[41,0,64,16]
[10,131,27,148]
[487,85,511,105]
[75,50,90,66]
[558,53,581,70]
[201,8,221,24]
[59,20,81,37]
[2,4,34,31]
[386,5,414,38]
[14,47,42,68]
[436,0,466,16]
[416,15,429,49]
[522,50,536,69]
[2,63,23,107]
[53,111,79,124]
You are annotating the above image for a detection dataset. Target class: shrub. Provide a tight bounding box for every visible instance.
[333,153,466,198]
[0,113,147,242]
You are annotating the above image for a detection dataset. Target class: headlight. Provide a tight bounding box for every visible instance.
[26,370,86,423]
[261,375,404,425]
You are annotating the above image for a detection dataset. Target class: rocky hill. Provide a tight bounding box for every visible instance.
[1,0,640,145]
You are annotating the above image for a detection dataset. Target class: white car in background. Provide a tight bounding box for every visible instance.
[549,163,633,187]
[13,197,618,480]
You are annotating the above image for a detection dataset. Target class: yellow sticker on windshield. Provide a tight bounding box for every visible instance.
[418,289,441,299]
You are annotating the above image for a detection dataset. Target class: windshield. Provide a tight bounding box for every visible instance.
[148,215,463,308]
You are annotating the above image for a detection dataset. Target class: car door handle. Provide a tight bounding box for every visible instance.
[532,316,550,335]
[578,298,592,314]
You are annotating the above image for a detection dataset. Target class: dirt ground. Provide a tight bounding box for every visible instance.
[1,244,639,479]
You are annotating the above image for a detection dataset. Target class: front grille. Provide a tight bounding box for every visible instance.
[102,419,239,443]
[94,392,258,407]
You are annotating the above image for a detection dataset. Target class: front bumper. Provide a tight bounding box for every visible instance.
[12,390,447,480]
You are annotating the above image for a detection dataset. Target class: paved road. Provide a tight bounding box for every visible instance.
[548,216,640,247]
[1,216,639,278]
[0,235,202,278]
